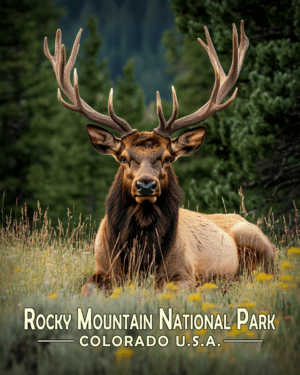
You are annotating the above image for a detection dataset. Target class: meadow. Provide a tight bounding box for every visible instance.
[0,201,299,375]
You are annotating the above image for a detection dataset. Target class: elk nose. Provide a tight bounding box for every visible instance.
[136,181,157,196]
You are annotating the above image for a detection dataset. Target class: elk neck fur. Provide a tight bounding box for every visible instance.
[105,163,183,273]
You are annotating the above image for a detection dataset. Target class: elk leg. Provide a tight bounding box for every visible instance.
[81,272,110,297]
[230,223,276,273]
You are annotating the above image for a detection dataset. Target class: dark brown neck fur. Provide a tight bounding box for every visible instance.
[105,166,183,276]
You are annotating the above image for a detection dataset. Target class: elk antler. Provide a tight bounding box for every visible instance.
[44,29,137,139]
[154,20,249,138]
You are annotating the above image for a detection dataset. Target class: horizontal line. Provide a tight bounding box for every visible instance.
[38,339,75,343]
[223,339,263,343]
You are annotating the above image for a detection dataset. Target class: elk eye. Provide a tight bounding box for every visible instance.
[164,157,172,164]
[120,156,127,163]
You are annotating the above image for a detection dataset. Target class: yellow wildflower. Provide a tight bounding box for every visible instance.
[256,273,273,282]
[246,283,256,287]
[243,298,250,302]
[280,261,294,271]
[287,247,300,256]
[111,287,123,298]
[196,345,207,353]
[48,292,58,300]
[238,302,256,309]
[15,267,21,272]
[202,283,218,290]
[229,304,234,308]
[227,323,248,337]
[114,287,123,294]
[237,324,248,334]
[115,347,133,361]
[201,302,215,311]
[161,291,174,300]
[194,328,207,336]
[127,284,135,294]
[166,282,178,291]
[111,293,120,299]
[247,331,255,338]
[279,275,294,282]
[276,282,297,290]
[189,291,201,302]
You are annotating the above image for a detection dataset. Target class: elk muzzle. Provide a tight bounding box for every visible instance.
[136,181,157,196]
[132,174,160,204]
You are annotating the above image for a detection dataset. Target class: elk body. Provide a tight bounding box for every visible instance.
[44,21,276,296]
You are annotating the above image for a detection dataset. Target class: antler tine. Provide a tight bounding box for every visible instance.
[166,86,179,126]
[65,29,82,79]
[238,20,249,74]
[156,91,166,131]
[200,27,226,81]
[44,29,136,138]
[154,86,179,137]
[218,23,239,102]
[108,89,138,138]
[154,21,249,138]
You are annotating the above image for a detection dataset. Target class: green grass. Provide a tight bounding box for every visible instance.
[0,202,300,375]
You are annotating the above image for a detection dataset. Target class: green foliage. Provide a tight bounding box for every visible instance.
[168,0,300,215]
[0,0,64,219]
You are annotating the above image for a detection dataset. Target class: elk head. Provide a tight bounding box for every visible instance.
[85,120,207,206]
[44,22,249,208]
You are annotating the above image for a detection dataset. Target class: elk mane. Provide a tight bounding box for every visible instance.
[105,166,183,272]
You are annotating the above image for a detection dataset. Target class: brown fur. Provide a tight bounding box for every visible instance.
[81,131,276,296]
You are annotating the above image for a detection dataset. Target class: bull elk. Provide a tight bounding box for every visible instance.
[44,21,275,296]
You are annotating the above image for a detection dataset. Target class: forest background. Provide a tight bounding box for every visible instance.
[1,0,299,228]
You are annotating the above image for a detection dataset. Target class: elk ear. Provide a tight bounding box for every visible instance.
[170,126,206,159]
[86,124,122,156]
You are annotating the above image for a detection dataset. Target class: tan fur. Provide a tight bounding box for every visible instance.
[82,208,275,296]
[161,211,275,287]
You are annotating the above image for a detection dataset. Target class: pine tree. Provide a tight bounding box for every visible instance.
[169,0,300,215]
[0,0,64,220]
[113,58,145,130]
